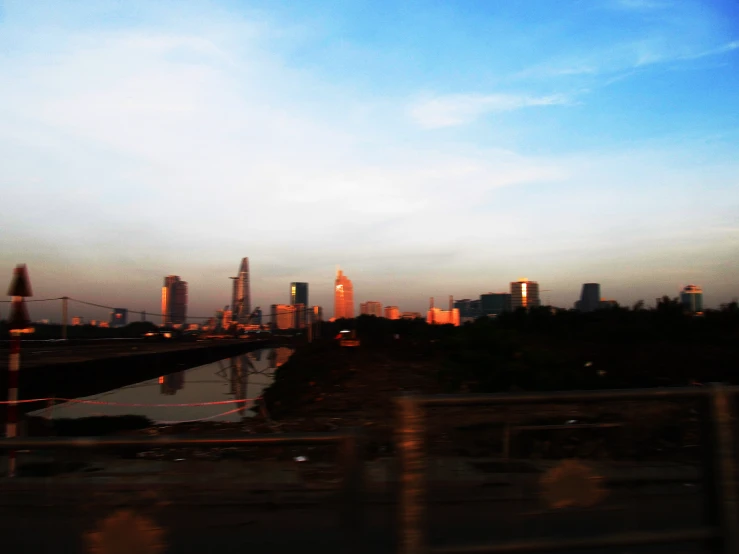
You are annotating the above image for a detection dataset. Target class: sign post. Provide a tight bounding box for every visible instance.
[6,264,33,477]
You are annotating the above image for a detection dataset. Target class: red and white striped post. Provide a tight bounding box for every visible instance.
[6,264,33,478]
[7,325,21,477]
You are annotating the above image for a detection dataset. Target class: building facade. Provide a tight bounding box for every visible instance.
[310,306,323,324]
[360,301,383,317]
[290,282,309,307]
[510,279,540,310]
[162,275,188,326]
[480,293,511,316]
[334,268,354,319]
[680,284,703,313]
[575,283,601,312]
[384,306,400,320]
[231,258,251,323]
[401,311,423,319]
[427,308,461,326]
[290,282,309,327]
[271,304,296,331]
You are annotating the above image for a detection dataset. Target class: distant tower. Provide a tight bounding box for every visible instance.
[162,275,188,326]
[334,268,354,319]
[680,284,703,313]
[576,283,601,312]
[290,282,309,328]
[231,258,251,323]
[510,278,540,310]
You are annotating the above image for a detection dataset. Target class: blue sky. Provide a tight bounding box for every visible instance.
[1,0,737,320]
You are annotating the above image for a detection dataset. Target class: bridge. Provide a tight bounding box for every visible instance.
[0,337,287,404]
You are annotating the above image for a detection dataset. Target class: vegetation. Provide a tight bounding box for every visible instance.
[316,301,739,394]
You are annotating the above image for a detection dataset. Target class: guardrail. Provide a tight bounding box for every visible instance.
[0,431,366,554]
[394,385,739,554]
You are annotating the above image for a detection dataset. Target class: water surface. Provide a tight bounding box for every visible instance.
[32,347,293,424]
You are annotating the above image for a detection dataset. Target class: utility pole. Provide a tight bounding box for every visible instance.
[6,264,33,478]
[61,296,69,340]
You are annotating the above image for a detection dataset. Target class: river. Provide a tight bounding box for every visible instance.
[30,347,294,424]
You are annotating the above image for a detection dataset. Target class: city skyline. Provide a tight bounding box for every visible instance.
[1,1,737,314]
[3,259,729,325]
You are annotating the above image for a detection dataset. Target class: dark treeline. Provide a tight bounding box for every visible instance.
[321,299,739,393]
[0,320,159,340]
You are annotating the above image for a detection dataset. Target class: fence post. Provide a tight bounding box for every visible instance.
[340,429,366,554]
[395,393,426,554]
[709,385,739,554]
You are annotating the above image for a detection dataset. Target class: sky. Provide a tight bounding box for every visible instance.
[1,0,738,321]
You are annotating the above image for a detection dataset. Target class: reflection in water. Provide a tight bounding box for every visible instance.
[32,348,292,424]
[159,372,185,396]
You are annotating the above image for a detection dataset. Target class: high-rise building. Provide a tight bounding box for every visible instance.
[290,283,309,327]
[480,293,511,316]
[384,306,400,320]
[575,283,601,312]
[360,301,382,317]
[290,282,309,307]
[454,299,482,319]
[681,284,703,313]
[162,275,188,326]
[231,258,251,323]
[110,308,128,328]
[334,268,354,319]
[510,279,540,310]
[310,306,323,323]
[271,304,295,330]
[427,308,461,326]
[293,303,306,329]
[222,309,233,330]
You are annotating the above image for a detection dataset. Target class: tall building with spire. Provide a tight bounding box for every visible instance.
[231,258,251,323]
[334,268,354,319]
[162,275,188,326]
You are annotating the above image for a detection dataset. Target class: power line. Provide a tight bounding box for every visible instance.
[2,295,319,324]
[0,297,63,303]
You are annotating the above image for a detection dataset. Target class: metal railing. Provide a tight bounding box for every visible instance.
[394,385,739,554]
[0,430,366,553]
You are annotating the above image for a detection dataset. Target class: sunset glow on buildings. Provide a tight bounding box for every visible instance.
[162,275,188,326]
[510,278,540,310]
[360,301,382,317]
[334,268,354,319]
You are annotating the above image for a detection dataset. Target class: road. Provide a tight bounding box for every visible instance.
[0,338,268,371]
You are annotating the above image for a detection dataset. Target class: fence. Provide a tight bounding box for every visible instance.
[394,385,739,554]
[1,386,739,553]
[0,430,365,553]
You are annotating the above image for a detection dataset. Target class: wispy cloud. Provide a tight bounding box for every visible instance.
[613,0,672,10]
[409,93,570,129]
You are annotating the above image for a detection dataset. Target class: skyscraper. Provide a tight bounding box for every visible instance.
[162,275,188,326]
[290,282,309,307]
[576,283,601,312]
[334,268,354,319]
[291,282,309,328]
[510,278,540,310]
[680,284,703,313]
[231,258,251,323]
